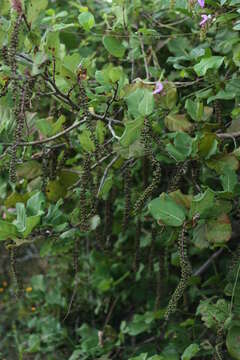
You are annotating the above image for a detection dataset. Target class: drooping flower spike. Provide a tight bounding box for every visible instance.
[153,81,164,95]
[197,0,205,8]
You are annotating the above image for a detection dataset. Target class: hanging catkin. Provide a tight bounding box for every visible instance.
[122,164,132,231]
[214,325,224,360]
[9,247,22,298]
[165,222,192,320]
[134,119,161,213]
[79,155,92,232]
[9,85,27,183]
[168,160,189,193]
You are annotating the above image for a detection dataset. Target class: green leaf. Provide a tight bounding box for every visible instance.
[181,344,200,360]
[14,203,26,233]
[194,56,225,76]
[27,192,45,216]
[0,220,18,241]
[27,0,48,25]
[227,326,240,360]
[148,193,186,227]
[22,215,41,238]
[78,12,95,31]
[98,175,113,199]
[185,99,204,122]
[157,82,177,110]
[166,132,193,161]
[31,274,46,292]
[129,354,148,360]
[61,53,81,81]
[108,66,124,83]
[220,168,238,192]
[207,154,239,174]
[95,121,106,144]
[197,298,229,329]
[198,133,218,159]
[44,31,60,57]
[27,334,41,353]
[233,44,240,67]
[193,221,209,249]
[16,161,42,180]
[127,314,150,336]
[138,89,154,116]
[190,189,215,218]
[79,130,96,152]
[126,88,145,118]
[120,118,144,147]
[103,36,126,58]
[46,180,67,203]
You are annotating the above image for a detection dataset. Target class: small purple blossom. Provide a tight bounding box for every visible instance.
[11,0,22,14]
[153,81,163,95]
[199,14,208,27]
[197,0,205,8]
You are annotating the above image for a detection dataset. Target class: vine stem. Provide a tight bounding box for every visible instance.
[97,155,120,197]
[0,117,87,147]
[217,131,240,139]
[230,262,240,316]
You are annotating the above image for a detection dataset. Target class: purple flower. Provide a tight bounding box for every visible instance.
[199,14,208,26]
[198,0,205,8]
[11,0,22,13]
[153,81,163,95]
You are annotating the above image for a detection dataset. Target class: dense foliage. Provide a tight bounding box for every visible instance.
[1,0,240,358]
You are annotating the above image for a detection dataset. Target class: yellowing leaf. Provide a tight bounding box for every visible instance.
[165,114,193,133]
[206,214,232,244]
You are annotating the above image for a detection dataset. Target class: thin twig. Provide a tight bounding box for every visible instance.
[217,131,240,139]
[138,33,150,80]
[108,120,121,140]
[102,83,119,121]
[103,296,119,329]
[0,118,86,147]
[97,155,119,197]
[193,248,224,277]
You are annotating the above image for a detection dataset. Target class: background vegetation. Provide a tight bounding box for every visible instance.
[1,0,240,358]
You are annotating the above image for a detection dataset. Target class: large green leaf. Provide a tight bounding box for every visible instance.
[148,193,186,227]
[78,12,95,31]
[181,344,200,360]
[226,326,240,360]
[120,118,144,147]
[79,130,96,152]
[27,0,48,25]
[27,192,45,216]
[22,215,41,238]
[190,189,215,218]
[207,154,239,174]
[0,220,18,241]
[138,89,154,116]
[14,203,26,233]
[194,56,225,76]
[197,298,229,329]
[185,99,203,122]
[16,161,42,180]
[166,132,193,161]
[220,167,238,193]
[103,36,126,58]
[126,88,145,118]
[157,82,177,110]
